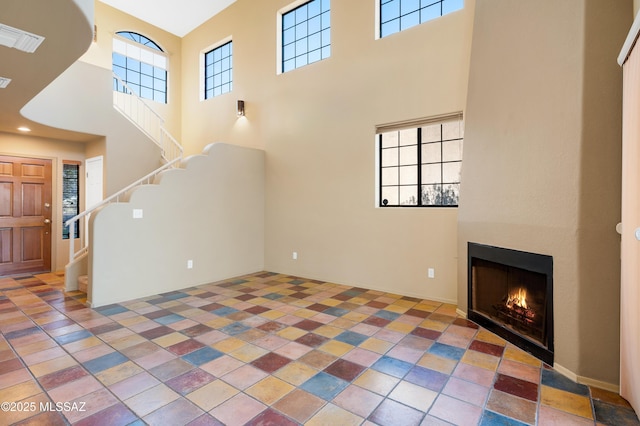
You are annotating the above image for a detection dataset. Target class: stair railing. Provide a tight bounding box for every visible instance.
[65,75,183,263]
[112,74,182,164]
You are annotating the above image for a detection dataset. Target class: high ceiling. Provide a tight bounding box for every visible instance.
[99,0,236,37]
[0,0,235,141]
[0,0,95,141]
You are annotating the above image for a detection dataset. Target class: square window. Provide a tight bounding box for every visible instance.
[380,0,463,38]
[281,0,331,73]
[204,40,233,100]
[378,116,463,207]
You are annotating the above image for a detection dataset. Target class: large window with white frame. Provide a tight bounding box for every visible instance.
[112,31,168,103]
[281,0,331,73]
[378,114,464,207]
[204,40,233,99]
[379,0,464,38]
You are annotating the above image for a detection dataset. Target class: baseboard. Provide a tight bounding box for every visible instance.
[553,363,578,381]
[577,375,619,393]
[456,308,467,318]
[554,363,619,393]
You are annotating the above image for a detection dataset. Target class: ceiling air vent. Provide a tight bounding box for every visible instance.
[0,77,11,88]
[0,24,45,53]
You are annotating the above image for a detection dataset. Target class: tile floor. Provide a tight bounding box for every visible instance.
[0,271,638,426]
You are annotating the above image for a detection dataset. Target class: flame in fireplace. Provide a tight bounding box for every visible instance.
[507,288,528,310]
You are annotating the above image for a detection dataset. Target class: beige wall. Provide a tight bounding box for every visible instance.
[79,0,183,139]
[459,0,630,387]
[181,0,475,302]
[23,61,162,196]
[89,143,264,306]
[12,1,183,274]
[0,133,86,271]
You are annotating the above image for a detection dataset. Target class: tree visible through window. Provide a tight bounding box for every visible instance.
[62,162,80,239]
[112,31,168,103]
[379,117,463,207]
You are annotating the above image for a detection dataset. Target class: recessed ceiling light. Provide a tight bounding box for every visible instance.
[17,126,31,132]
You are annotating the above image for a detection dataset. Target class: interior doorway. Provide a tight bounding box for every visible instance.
[85,155,103,209]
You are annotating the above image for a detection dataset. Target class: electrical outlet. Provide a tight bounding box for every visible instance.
[292,252,298,260]
[187,260,193,269]
[428,268,435,279]
[132,209,143,219]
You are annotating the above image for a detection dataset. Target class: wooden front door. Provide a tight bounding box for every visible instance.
[0,155,52,275]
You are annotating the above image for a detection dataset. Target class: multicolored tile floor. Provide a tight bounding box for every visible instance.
[0,272,638,426]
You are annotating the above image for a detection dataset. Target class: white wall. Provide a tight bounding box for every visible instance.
[22,61,162,196]
[89,143,264,307]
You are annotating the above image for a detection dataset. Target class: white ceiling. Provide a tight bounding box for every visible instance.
[99,0,236,37]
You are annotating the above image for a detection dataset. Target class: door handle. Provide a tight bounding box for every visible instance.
[44,219,51,224]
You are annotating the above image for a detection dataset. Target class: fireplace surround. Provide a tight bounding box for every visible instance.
[467,242,554,365]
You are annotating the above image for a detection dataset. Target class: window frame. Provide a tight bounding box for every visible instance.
[277,0,331,74]
[376,0,464,39]
[377,114,464,208]
[202,37,233,101]
[112,31,168,104]
[62,161,81,240]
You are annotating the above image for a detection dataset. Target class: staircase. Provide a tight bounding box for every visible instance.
[64,75,183,293]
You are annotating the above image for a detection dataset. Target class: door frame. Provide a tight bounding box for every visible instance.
[0,154,53,276]
[618,17,640,414]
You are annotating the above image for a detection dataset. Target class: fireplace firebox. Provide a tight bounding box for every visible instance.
[467,243,554,365]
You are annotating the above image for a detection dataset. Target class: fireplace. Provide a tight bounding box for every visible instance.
[467,242,554,365]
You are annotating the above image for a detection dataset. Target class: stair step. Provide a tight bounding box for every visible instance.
[78,275,88,293]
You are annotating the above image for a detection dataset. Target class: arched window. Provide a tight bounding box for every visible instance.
[112,31,167,103]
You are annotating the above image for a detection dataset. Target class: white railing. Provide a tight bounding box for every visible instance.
[66,157,180,262]
[112,74,182,164]
[65,75,183,263]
